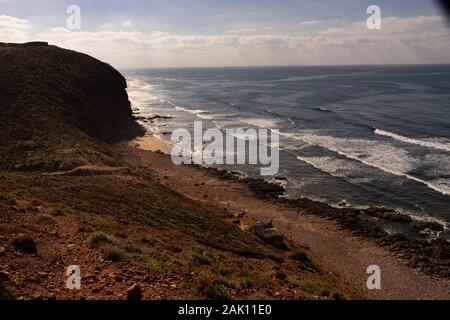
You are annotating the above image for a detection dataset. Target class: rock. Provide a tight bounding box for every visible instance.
[0,271,10,281]
[32,293,43,300]
[338,200,348,207]
[234,212,246,219]
[250,222,287,250]
[11,234,37,254]
[410,220,444,233]
[127,283,143,301]
[0,246,6,256]
[232,219,241,224]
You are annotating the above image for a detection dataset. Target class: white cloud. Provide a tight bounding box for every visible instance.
[0,14,30,42]
[2,14,449,67]
[123,21,133,28]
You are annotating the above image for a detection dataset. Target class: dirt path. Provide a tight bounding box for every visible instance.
[120,144,450,300]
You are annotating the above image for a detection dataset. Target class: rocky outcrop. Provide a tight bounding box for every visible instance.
[0,43,144,171]
[250,222,287,250]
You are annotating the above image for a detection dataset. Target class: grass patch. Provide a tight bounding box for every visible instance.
[193,252,216,266]
[89,231,117,248]
[89,215,119,234]
[0,192,17,206]
[202,283,229,300]
[12,234,37,254]
[241,277,253,289]
[290,279,344,299]
[100,244,127,262]
[147,259,166,273]
[50,204,71,216]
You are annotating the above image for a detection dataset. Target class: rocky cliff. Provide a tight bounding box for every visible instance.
[0,43,143,171]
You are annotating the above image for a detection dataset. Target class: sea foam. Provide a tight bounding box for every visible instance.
[375,129,450,152]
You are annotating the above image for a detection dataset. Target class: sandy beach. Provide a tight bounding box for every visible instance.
[118,138,450,300]
[131,135,171,154]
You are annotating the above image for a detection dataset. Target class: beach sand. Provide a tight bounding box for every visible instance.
[131,135,171,154]
[120,139,450,300]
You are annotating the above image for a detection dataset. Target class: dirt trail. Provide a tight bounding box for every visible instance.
[120,144,450,300]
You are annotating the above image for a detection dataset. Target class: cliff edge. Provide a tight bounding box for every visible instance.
[0,43,144,171]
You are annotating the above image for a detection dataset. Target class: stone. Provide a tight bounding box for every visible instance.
[250,222,287,250]
[234,212,246,219]
[127,283,143,301]
[0,271,10,281]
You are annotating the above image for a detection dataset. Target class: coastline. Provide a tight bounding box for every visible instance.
[126,136,449,299]
[130,135,171,154]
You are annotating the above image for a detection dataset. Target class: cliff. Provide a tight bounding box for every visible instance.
[0,44,351,301]
[0,43,143,171]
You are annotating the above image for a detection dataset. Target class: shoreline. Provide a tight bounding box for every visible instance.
[127,136,449,286]
[132,135,448,234]
[130,135,172,154]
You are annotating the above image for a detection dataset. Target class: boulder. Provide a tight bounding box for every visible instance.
[250,222,287,250]
[127,283,143,300]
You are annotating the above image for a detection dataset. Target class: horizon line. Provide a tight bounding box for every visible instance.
[119,63,450,70]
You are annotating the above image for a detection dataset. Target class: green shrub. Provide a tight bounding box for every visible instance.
[12,234,37,254]
[100,244,126,262]
[0,193,17,206]
[50,204,71,216]
[194,252,214,265]
[241,277,253,289]
[147,259,166,273]
[204,283,229,300]
[90,231,116,248]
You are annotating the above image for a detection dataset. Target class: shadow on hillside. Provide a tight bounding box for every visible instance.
[0,284,13,300]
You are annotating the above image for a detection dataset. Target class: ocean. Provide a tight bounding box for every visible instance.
[124,65,450,225]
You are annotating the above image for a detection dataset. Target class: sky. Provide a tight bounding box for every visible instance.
[1,0,449,68]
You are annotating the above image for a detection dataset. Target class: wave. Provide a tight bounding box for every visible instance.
[283,132,450,196]
[242,118,279,129]
[375,129,450,152]
[168,102,207,116]
[296,155,377,184]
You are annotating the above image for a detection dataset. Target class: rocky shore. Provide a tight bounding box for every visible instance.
[205,168,449,278]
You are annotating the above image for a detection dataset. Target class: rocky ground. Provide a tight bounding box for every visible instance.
[116,143,449,300]
[0,169,353,300]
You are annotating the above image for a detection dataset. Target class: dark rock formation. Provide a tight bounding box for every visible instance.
[0,43,144,171]
[250,221,287,250]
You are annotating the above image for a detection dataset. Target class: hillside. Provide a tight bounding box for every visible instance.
[0,42,143,171]
[0,44,351,300]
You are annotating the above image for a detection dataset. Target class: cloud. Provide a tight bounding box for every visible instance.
[299,20,324,26]
[2,14,449,67]
[0,14,30,42]
[123,21,133,28]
